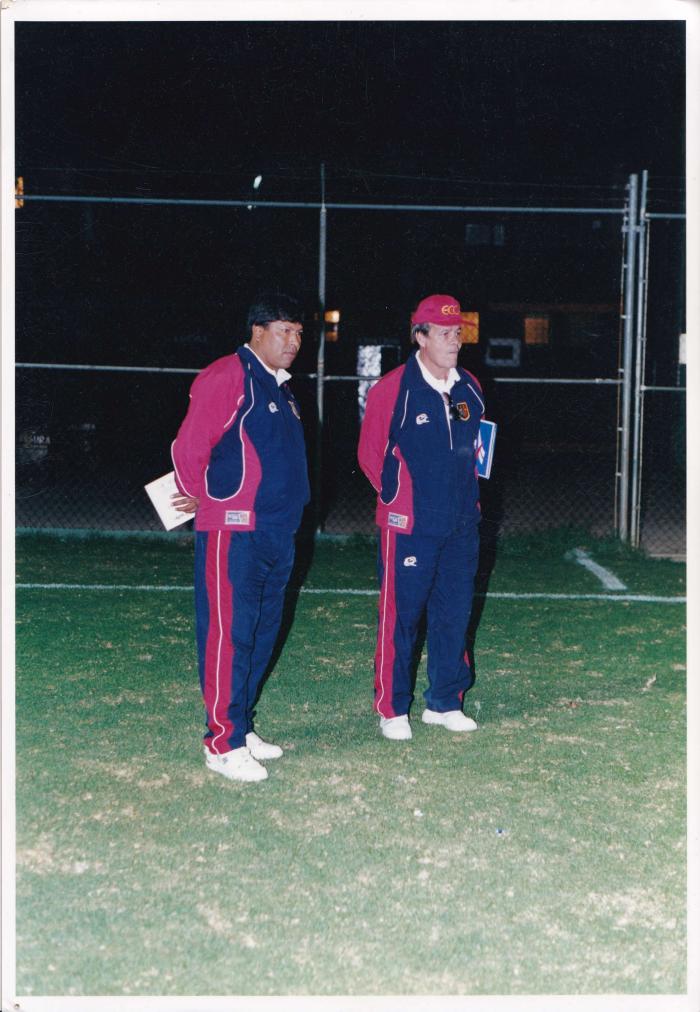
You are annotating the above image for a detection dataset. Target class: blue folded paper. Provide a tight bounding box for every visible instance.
[476,419,497,479]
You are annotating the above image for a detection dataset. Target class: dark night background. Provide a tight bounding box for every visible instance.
[13,19,686,535]
[15,20,685,361]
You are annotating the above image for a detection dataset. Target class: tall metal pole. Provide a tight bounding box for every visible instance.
[630,169,649,547]
[314,163,327,532]
[618,173,639,542]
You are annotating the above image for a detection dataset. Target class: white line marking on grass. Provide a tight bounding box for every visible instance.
[567,547,627,590]
[15,583,685,603]
[17,583,195,591]
[478,592,683,604]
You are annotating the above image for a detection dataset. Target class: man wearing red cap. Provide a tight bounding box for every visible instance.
[357,294,485,740]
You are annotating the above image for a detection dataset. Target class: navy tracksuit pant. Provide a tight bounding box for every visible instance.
[374,523,479,719]
[194,529,295,754]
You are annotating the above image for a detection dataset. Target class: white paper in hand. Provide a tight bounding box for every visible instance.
[144,471,192,530]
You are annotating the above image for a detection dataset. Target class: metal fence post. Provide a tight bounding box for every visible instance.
[618,173,639,542]
[630,169,649,547]
[314,163,327,532]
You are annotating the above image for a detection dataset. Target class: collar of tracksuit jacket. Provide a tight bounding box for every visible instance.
[236,344,293,406]
[242,342,292,387]
[405,352,485,418]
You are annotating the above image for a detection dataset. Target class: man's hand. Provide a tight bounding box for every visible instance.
[171,493,199,514]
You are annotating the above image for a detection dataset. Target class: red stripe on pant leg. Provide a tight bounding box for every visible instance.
[458,650,471,703]
[374,528,397,718]
[203,531,236,754]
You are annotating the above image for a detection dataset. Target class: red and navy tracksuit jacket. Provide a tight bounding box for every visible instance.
[172,345,309,753]
[358,352,485,718]
[171,345,308,533]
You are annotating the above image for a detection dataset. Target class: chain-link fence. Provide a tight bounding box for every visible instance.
[14,364,619,539]
[631,210,686,557]
[16,367,196,531]
[319,376,622,539]
[15,361,684,555]
[14,173,685,554]
[635,390,685,558]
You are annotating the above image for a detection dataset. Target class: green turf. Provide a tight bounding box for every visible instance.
[13,530,686,995]
[15,526,686,597]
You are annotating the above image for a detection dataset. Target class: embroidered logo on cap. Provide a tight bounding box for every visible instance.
[225,511,251,525]
[403,556,417,567]
[416,413,429,425]
[441,304,460,316]
[388,512,408,529]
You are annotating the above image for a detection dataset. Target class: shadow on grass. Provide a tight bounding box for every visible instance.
[252,507,318,716]
[467,511,503,679]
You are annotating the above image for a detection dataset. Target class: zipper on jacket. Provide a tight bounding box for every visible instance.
[443,393,453,451]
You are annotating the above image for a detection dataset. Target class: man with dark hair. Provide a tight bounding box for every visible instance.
[358,294,484,741]
[171,293,309,781]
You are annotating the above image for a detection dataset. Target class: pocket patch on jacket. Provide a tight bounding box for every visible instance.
[225,510,251,525]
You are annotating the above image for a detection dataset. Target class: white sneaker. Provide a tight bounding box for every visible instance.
[422,708,478,732]
[204,745,268,782]
[379,715,412,740]
[246,731,283,761]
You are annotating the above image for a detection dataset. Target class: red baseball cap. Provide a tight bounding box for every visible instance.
[411,293,462,326]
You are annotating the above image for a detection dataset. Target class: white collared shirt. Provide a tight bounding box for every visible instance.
[415,351,460,394]
[416,351,460,426]
[244,343,291,386]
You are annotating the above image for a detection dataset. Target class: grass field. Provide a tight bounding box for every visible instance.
[12,529,687,997]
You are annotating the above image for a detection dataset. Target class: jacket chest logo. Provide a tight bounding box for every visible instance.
[415,413,429,426]
[453,401,470,421]
[268,402,279,413]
